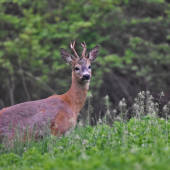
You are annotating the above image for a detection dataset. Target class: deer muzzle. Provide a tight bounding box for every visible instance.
[82,74,91,81]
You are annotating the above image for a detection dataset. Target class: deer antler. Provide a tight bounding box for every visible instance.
[70,41,79,59]
[81,41,86,58]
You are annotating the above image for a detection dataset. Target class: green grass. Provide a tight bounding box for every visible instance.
[1,116,170,170]
[1,91,170,170]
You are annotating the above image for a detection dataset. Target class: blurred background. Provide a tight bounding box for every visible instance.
[0,0,170,123]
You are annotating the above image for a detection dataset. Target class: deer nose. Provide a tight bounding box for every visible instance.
[83,74,90,80]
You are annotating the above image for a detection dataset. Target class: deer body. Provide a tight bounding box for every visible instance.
[0,41,99,139]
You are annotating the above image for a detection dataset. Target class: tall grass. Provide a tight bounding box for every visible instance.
[0,91,170,169]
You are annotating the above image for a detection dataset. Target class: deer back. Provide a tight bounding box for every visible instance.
[0,96,74,138]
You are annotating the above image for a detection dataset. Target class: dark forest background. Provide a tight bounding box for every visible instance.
[1,0,170,122]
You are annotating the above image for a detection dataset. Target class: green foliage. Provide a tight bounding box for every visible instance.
[1,117,170,169]
[1,0,170,116]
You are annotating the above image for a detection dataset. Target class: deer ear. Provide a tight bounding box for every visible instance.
[86,45,100,62]
[60,48,75,65]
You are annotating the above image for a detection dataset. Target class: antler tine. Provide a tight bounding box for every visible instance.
[70,41,79,59]
[81,41,86,58]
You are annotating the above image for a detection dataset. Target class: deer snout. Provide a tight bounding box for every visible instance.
[82,74,91,80]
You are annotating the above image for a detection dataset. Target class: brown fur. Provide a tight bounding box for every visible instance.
[0,42,99,139]
[0,108,9,116]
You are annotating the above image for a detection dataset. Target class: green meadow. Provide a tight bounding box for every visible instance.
[1,117,170,170]
[1,92,170,170]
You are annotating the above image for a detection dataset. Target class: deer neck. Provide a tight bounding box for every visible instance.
[63,77,89,117]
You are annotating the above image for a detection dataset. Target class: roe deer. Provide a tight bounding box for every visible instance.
[0,41,100,139]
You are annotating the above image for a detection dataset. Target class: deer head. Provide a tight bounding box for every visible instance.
[60,41,100,84]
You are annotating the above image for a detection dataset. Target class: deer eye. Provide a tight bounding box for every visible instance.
[88,66,91,69]
[75,67,80,71]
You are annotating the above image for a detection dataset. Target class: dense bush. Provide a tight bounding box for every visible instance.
[0,0,170,120]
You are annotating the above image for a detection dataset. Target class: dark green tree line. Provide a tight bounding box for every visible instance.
[0,0,170,121]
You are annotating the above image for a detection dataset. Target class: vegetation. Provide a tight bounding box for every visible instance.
[1,92,170,169]
[2,117,170,170]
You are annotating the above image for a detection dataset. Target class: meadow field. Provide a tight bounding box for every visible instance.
[1,92,170,170]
